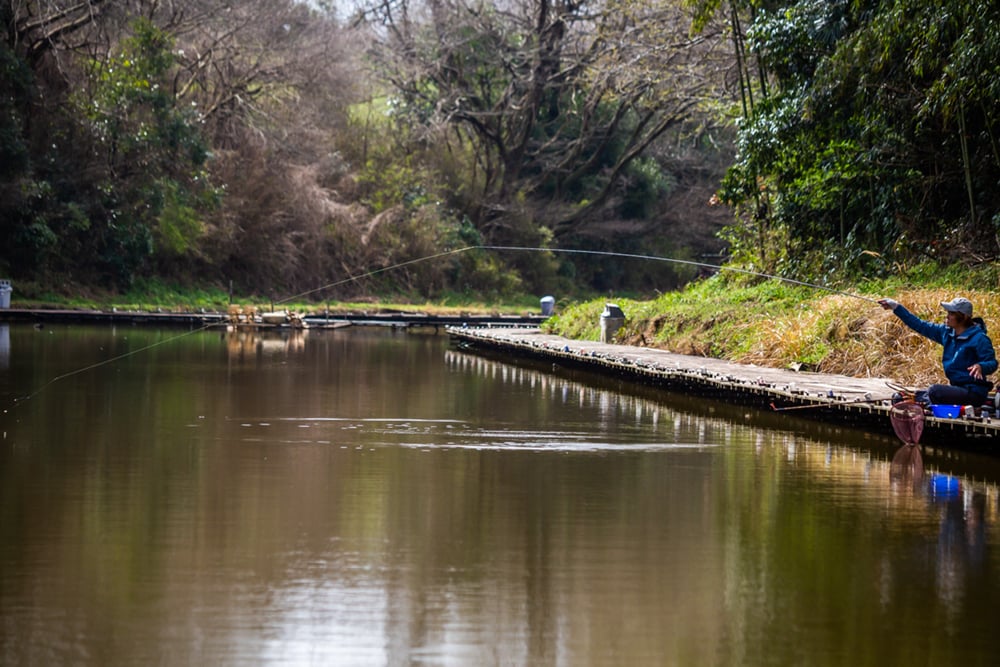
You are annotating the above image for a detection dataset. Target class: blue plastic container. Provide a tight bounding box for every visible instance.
[929,473,960,499]
[930,404,961,418]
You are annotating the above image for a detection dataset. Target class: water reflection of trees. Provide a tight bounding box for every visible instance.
[0,324,8,370]
[447,347,1000,659]
[9,333,1000,663]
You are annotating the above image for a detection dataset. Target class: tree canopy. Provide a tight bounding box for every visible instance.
[717,0,1000,278]
[2,0,999,299]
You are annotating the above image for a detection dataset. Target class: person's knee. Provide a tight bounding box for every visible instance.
[927,384,952,404]
[927,383,981,405]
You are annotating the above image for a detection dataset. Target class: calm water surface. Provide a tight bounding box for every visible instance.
[2,323,1000,665]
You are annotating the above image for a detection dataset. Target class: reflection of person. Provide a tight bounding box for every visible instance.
[935,489,988,610]
[878,297,997,405]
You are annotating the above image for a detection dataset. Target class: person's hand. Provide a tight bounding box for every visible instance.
[969,363,984,380]
[878,298,899,311]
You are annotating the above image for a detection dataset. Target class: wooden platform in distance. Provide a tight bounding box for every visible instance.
[0,308,546,329]
[448,325,1000,449]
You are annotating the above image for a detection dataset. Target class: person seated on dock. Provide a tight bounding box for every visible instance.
[878,296,997,406]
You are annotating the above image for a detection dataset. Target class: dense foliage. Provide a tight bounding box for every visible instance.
[0,0,733,299]
[714,0,1000,280]
[2,0,999,302]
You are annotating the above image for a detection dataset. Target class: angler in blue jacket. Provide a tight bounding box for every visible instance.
[878,296,997,405]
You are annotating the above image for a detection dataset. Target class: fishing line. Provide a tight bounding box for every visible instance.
[482,246,879,303]
[6,243,875,410]
[7,247,465,407]
[6,324,214,410]
[276,245,878,305]
[276,248,474,305]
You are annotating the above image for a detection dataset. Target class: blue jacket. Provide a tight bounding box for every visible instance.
[894,305,998,393]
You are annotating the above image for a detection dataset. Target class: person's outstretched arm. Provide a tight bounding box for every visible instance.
[877,299,947,345]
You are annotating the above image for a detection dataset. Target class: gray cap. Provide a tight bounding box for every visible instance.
[940,297,973,317]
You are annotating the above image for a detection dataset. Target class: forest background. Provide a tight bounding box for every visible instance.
[3,0,1000,308]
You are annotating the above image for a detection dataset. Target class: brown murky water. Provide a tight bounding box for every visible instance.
[2,323,1000,665]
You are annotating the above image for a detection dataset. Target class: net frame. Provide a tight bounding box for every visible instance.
[890,401,925,445]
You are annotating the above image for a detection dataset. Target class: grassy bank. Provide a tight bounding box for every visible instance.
[544,272,1000,388]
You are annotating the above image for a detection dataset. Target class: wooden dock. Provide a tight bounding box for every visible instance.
[448,325,1000,449]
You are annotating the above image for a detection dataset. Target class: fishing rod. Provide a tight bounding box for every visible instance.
[769,394,893,412]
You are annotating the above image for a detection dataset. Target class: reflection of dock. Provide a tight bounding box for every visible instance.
[449,326,1000,449]
[225,328,310,359]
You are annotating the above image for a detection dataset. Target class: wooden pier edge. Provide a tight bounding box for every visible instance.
[447,325,1000,449]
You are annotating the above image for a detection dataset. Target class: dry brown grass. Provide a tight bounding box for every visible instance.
[784,289,998,386]
[553,271,1000,389]
[733,299,844,368]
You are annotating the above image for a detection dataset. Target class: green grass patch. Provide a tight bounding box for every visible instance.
[7,277,550,316]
